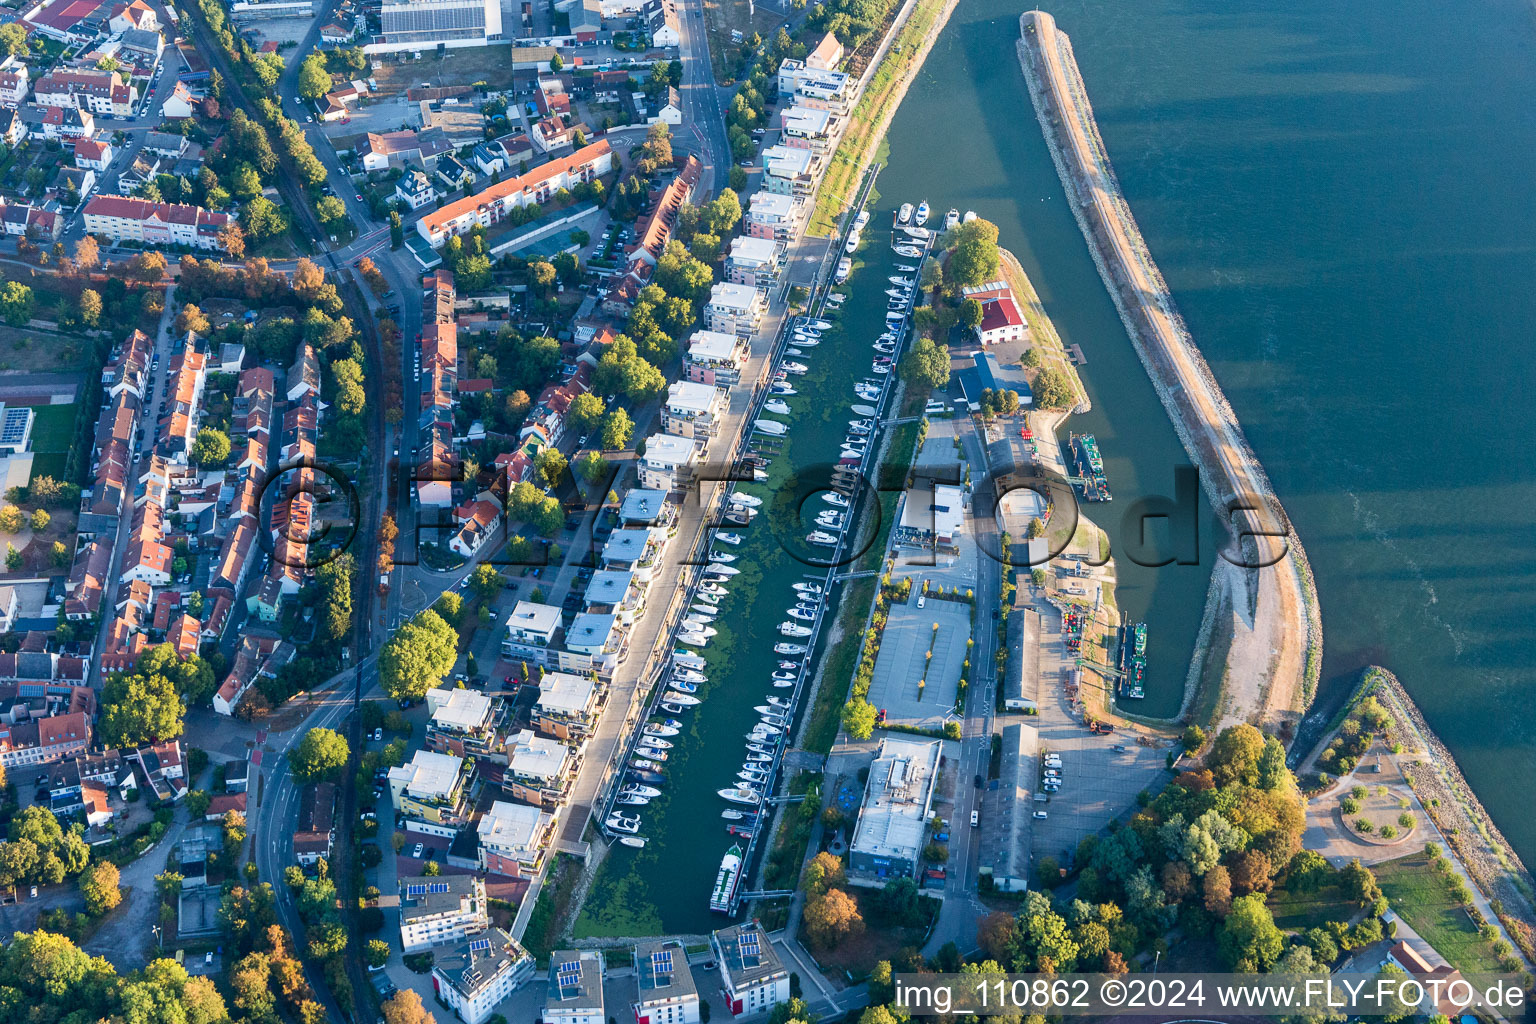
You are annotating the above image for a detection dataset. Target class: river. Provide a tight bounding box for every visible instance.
[578,0,1536,931]
[928,0,1536,862]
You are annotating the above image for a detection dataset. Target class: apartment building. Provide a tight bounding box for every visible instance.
[726,236,780,288]
[780,106,832,154]
[82,196,233,251]
[582,569,644,626]
[293,781,336,866]
[501,600,563,667]
[503,728,577,809]
[777,63,852,117]
[761,145,816,198]
[417,141,613,247]
[711,922,790,1017]
[398,874,488,953]
[599,526,666,585]
[387,749,471,826]
[430,929,535,1024]
[425,686,504,761]
[685,330,749,386]
[544,950,605,1024]
[34,69,135,116]
[633,940,700,1024]
[744,190,802,242]
[558,612,624,679]
[704,283,764,338]
[476,800,554,877]
[661,380,724,443]
[531,671,602,742]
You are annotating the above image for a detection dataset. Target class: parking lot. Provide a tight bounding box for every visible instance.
[867,595,971,730]
[1028,603,1171,863]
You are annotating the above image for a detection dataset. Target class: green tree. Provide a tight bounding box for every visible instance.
[252,52,284,90]
[1217,893,1284,970]
[288,727,350,782]
[364,939,392,969]
[959,297,984,329]
[599,408,634,451]
[947,217,1001,288]
[549,52,564,72]
[568,392,606,435]
[298,54,331,100]
[468,563,503,603]
[316,552,354,642]
[0,505,20,533]
[535,448,567,489]
[899,337,951,390]
[316,195,347,224]
[379,610,458,700]
[99,670,184,747]
[0,282,34,327]
[842,698,877,740]
[1033,366,1075,410]
[576,450,611,485]
[79,861,122,916]
[78,288,102,327]
[0,23,28,58]
[191,427,231,467]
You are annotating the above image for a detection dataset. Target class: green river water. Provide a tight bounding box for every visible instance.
[577,0,1536,934]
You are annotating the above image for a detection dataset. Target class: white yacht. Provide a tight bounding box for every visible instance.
[944,208,960,230]
[915,200,930,225]
[764,399,790,415]
[731,493,763,508]
[774,643,807,654]
[897,202,914,224]
[779,621,812,637]
[607,814,641,833]
[755,419,787,436]
[716,532,743,545]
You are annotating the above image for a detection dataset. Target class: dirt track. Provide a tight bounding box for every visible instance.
[1017,11,1319,734]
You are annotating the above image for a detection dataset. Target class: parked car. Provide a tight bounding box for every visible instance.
[412,843,424,858]
[970,810,979,827]
[1034,810,1049,819]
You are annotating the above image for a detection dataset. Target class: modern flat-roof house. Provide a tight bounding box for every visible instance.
[387,749,470,827]
[638,433,698,492]
[398,874,488,952]
[531,671,602,742]
[661,381,724,443]
[685,329,749,386]
[760,145,816,197]
[704,283,764,338]
[425,686,504,761]
[430,928,535,1024]
[501,600,563,667]
[583,569,645,625]
[633,939,700,1024]
[744,190,802,242]
[898,482,966,547]
[544,949,605,1024]
[726,236,780,287]
[777,63,852,116]
[780,105,832,154]
[848,736,942,880]
[600,527,666,584]
[504,728,578,809]
[558,612,624,679]
[711,922,790,1018]
[477,800,554,877]
[618,489,675,528]
[367,0,503,54]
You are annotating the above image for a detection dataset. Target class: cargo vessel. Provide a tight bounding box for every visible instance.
[1069,432,1112,501]
[1117,621,1146,699]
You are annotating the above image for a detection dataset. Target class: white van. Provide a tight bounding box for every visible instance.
[970,810,979,827]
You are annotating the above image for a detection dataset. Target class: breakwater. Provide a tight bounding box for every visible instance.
[1017,10,1321,733]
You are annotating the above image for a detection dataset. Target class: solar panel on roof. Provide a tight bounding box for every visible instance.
[405,883,426,896]
[558,959,579,974]
[469,938,492,952]
[429,881,450,893]
[740,932,761,958]
[557,969,581,989]
[652,949,673,973]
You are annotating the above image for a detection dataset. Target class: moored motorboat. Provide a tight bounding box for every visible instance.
[677,632,710,647]
[915,200,930,225]
[639,736,673,750]
[764,399,790,415]
[669,680,698,694]
[770,382,797,396]
[897,202,914,224]
[755,418,787,435]
[664,693,701,706]
[629,769,666,785]
[699,582,727,596]
[616,794,649,806]
[804,531,838,547]
[730,493,763,507]
[622,784,662,798]
[774,642,807,654]
[705,563,739,576]
[793,581,824,594]
[782,362,808,375]
[619,836,647,848]
[779,621,812,636]
[709,551,737,563]
[803,319,832,330]
[963,209,977,222]
[632,757,661,771]
[768,696,792,708]
[944,208,960,230]
[851,403,878,417]
[716,532,743,545]
[643,723,679,738]
[787,606,818,622]
[855,209,871,230]
[607,814,641,834]
[718,786,761,805]
[895,245,922,258]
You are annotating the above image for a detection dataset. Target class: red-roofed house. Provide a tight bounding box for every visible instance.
[167,612,200,658]
[206,792,247,820]
[963,282,1028,346]
[449,499,502,558]
[74,136,113,171]
[83,195,233,251]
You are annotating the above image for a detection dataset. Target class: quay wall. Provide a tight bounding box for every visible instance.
[1016,10,1323,722]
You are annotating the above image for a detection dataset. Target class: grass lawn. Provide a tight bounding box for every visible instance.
[1374,852,1507,974]
[24,403,76,482]
[1267,881,1358,932]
